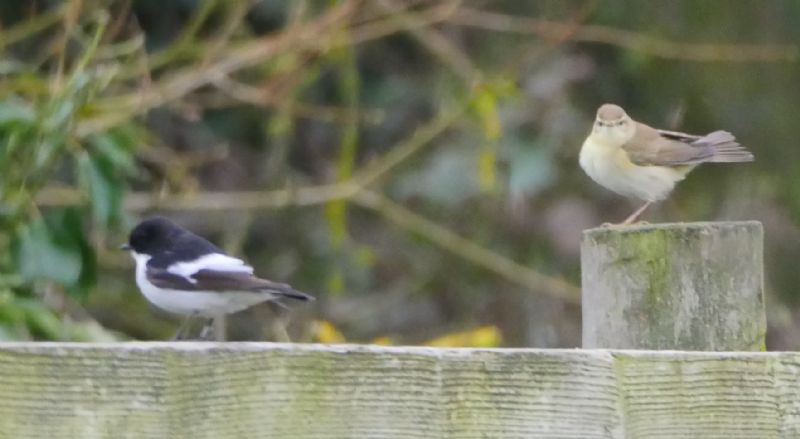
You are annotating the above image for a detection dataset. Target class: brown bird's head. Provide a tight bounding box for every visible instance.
[592,103,635,144]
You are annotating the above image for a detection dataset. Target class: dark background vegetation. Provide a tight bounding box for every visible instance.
[1,0,798,347]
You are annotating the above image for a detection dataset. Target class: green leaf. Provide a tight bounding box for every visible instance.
[20,298,63,340]
[0,293,25,326]
[56,208,96,296]
[43,98,76,131]
[0,98,35,126]
[88,130,136,174]
[12,216,83,285]
[79,151,123,226]
[0,324,17,341]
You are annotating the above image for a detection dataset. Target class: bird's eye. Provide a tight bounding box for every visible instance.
[617,120,625,126]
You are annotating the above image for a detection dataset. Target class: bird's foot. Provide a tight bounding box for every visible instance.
[197,317,216,341]
[171,316,193,341]
[198,325,214,341]
[620,202,653,225]
[601,220,650,228]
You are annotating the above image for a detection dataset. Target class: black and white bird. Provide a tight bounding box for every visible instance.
[121,216,314,339]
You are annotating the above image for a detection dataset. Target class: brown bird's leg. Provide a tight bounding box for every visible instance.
[621,201,652,225]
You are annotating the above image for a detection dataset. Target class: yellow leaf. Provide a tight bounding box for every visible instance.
[471,86,501,193]
[478,147,496,192]
[471,87,502,141]
[425,325,502,348]
[313,320,346,344]
[370,336,394,346]
[325,200,348,246]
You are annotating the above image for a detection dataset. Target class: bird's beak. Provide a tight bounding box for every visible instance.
[119,243,131,251]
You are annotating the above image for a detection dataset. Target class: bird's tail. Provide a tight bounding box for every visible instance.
[280,288,315,302]
[268,284,315,302]
[695,130,754,163]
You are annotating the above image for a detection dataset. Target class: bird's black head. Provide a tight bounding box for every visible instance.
[123,216,184,256]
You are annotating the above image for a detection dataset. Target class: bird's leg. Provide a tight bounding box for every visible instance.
[213,314,226,342]
[621,201,653,225]
[172,312,198,341]
[198,317,215,341]
[268,301,292,342]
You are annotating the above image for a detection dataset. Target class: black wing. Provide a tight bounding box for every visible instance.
[146,267,314,301]
[147,232,225,270]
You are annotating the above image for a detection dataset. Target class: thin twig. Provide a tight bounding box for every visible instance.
[200,0,252,66]
[450,6,799,62]
[212,76,386,124]
[352,101,469,187]
[0,3,67,51]
[142,0,219,72]
[33,181,358,211]
[77,0,360,136]
[38,101,468,210]
[375,0,478,84]
[346,1,459,47]
[75,1,458,136]
[351,190,581,304]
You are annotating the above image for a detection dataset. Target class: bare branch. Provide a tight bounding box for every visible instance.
[450,6,799,62]
[212,75,386,124]
[374,0,479,84]
[75,1,459,137]
[351,190,581,304]
[77,0,361,136]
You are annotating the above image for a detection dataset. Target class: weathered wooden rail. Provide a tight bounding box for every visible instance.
[1,343,799,438]
[0,221,780,438]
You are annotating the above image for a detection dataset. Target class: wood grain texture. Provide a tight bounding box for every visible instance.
[582,221,765,350]
[0,343,799,438]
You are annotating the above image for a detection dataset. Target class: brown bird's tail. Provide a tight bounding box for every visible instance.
[694,130,754,163]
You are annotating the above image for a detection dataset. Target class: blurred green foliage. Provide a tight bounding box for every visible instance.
[0,0,798,347]
[0,8,136,339]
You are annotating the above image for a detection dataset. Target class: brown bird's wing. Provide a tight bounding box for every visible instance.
[655,128,701,143]
[146,267,314,301]
[623,122,752,166]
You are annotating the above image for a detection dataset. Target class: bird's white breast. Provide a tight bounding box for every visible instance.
[579,136,685,202]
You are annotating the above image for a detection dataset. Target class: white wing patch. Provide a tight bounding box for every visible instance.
[167,253,254,283]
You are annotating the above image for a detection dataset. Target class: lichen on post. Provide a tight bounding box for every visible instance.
[581,221,765,350]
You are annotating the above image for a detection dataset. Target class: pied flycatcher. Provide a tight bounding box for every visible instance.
[121,216,314,339]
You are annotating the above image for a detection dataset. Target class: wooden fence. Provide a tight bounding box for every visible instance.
[1,343,798,438]
[0,221,782,438]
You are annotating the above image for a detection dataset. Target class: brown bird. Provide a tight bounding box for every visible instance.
[579,104,754,224]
